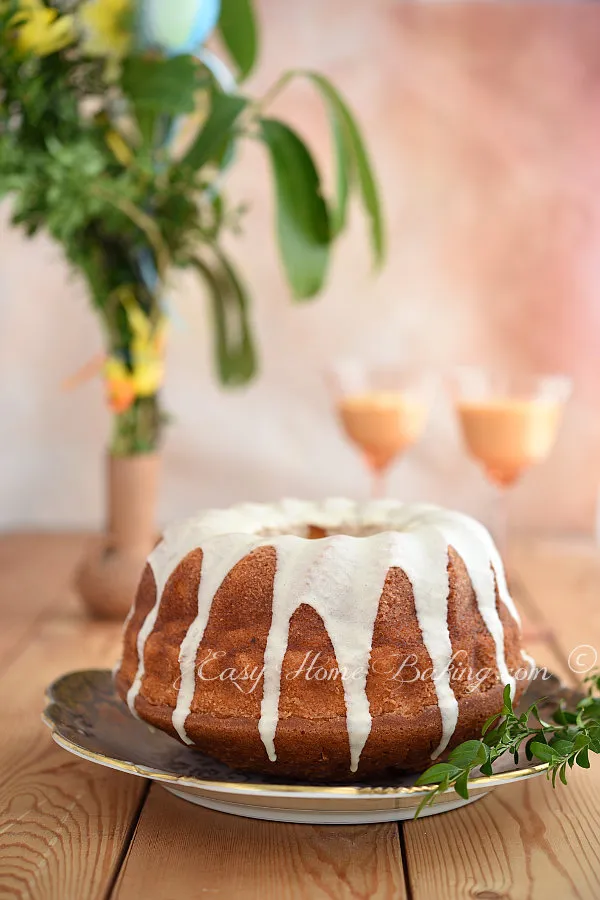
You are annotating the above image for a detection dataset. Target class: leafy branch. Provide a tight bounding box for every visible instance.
[0,0,385,454]
[414,671,600,818]
[255,69,385,274]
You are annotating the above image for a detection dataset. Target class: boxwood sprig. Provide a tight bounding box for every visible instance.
[414,670,600,818]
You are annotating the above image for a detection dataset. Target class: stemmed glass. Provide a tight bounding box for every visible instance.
[327,361,432,499]
[451,367,572,559]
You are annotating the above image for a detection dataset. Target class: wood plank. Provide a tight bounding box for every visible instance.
[3,535,595,900]
[513,539,600,680]
[510,580,575,685]
[0,588,147,899]
[113,785,407,900]
[404,764,600,900]
[402,539,600,900]
[0,534,88,672]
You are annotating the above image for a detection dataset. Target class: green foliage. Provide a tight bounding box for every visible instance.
[111,395,164,457]
[256,70,385,265]
[122,55,198,116]
[121,54,198,145]
[260,118,330,299]
[192,248,257,386]
[0,0,385,453]
[182,93,248,170]
[414,673,600,818]
[294,72,385,261]
[218,0,258,81]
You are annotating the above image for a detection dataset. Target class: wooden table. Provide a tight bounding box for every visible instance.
[1,534,600,899]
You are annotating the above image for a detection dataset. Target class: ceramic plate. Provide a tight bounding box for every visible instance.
[42,669,579,824]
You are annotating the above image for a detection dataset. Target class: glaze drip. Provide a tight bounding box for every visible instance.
[121,499,519,772]
[172,534,263,743]
[259,534,392,772]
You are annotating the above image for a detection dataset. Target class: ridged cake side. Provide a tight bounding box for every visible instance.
[115,500,528,780]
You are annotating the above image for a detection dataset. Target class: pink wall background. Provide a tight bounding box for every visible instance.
[2,1,600,534]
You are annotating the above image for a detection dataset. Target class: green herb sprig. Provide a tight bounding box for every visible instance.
[414,670,600,818]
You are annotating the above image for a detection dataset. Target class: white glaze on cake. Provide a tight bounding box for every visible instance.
[521,649,536,672]
[172,534,263,742]
[122,499,520,771]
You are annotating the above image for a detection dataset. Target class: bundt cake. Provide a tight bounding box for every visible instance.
[115,499,530,781]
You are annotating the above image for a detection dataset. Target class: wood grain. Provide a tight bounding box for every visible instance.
[2,534,600,900]
[404,763,600,900]
[113,786,406,900]
[0,534,88,673]
[402,539,600,900]
[513,539,600,676]
[0,621,147,900]
[0,535,147,900]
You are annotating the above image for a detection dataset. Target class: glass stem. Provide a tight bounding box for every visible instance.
[371,467,387,500]
[493,485,510,566]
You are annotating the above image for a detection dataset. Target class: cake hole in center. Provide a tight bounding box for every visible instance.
[305,524,387,539]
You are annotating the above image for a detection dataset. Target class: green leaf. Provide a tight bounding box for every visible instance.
[192,249,257,386]
[260,117,330,299]
[588,727,600,754]
[530,742,558,763]
[183,93,248,171]
[559,762,569,786]
[576,747,591,769]
[549,739,575,756]
[328,116,349,237]
[454,770,471,801]
[554,709,576,726]
[573,732,590,751]
[482,712,502,736]
[480,759,494,777]
[122,56,197,143]
[501,683,514,715]
[447,740,487,770]
[218,0,258,80]
[415,764,462,787]
[414,791,437,819]
[529,704,543,724]
[297,72,384,262]
[299,81,349,237]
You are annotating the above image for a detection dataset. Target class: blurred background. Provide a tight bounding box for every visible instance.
[2,0,600,535]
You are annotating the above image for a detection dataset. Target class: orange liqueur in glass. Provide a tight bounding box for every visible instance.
[456,398,564,487]
[337,391,428,493]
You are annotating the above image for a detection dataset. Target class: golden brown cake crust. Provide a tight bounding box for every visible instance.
[116,542,527,782]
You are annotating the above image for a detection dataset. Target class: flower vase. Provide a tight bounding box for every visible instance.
[75,453,160,620]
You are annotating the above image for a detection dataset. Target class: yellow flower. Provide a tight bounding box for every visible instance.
[11,0,75,57]
[103,289,167,413]
[129,308,167,398]
[78,0,132,58]
[131,356,165,397]
[104,358,136,413]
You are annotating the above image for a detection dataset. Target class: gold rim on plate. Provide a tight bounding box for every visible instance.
[41,668,566,800]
